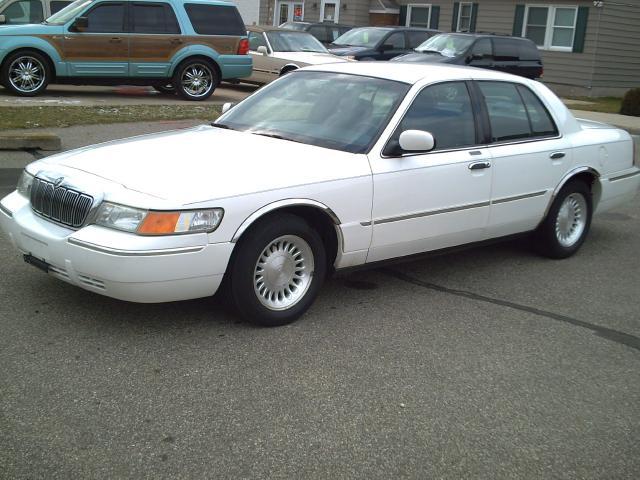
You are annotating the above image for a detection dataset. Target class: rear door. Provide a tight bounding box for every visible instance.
[128,1,182,78]
[63,1,129,77]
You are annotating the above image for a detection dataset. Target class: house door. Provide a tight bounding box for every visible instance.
[274,1,304,25]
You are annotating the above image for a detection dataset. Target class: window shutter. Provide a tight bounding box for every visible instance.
[430,6,440,29]
[573,6,589,53]
[451,2,459,31]
[513,4,525,36]
[470,3,479,32]
[399,5,407,26]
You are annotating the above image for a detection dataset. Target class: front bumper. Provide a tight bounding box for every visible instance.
[0,191,233,303]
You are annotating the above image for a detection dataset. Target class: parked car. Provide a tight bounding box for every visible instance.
[392,32,543,79]
[245,25,347,84]
[0,0,252,100]
[0,0,72,24]
[329,26,440,61]
[279,21,353,46]
[2,63,639,326]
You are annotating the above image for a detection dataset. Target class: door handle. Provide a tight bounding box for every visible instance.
[109,37,123,43]
[550,151,565,160]
[469,150,483,156]
[469,161,491,170]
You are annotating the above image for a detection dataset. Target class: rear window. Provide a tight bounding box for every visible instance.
[184,4,245,36]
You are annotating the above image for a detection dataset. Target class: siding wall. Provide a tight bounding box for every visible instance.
[258,0,371,26]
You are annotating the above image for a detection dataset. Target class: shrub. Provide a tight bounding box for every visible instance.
[620,88,640,116]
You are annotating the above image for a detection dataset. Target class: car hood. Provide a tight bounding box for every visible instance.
[0,23,63,35]
[31,125,366,205]
[273,51,348,65]
[391,52,452,63]
[327,46,370,56]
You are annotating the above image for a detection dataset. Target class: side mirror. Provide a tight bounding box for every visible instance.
[221,102,234,114]
[257,46,269,55]
[466,53,483,64]
[399,130,435,152]
[0,15,6,24]
[71,16,88,31]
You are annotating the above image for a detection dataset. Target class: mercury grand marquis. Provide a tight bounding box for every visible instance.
[1,63,639,326]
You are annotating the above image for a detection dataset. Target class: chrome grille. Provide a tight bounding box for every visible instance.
[30,177,93,228]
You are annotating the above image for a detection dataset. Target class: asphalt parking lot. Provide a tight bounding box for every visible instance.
[1,165,639,479]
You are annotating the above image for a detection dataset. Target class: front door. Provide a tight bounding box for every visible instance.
[128,1,182,78]
[377,31,407,60]
[247,31,277,83]
[476,81,572,237]
[368,81,493,263]
[63,1,129,77]
[274,1,303,25]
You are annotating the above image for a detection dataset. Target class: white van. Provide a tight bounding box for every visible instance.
[0,0,72,25]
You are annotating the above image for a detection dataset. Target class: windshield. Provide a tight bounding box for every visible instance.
[216,71,409,154]
[415,34,475,57]
[45,0,92,25]
[332,28,389,47]
[266,31,327,52]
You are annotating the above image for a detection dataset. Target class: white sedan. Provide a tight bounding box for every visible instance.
[244,26,348,84]
[1,64,639,326]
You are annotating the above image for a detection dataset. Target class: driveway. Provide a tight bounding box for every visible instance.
[0,166,638,479]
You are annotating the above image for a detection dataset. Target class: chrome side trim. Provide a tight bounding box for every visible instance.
[371,201,490,226]
[231,199,342,243]
[539,166,601,223]
[67,238,204,257]
[492,190,547,205]
[0,203,12,218]
[609,170,640,182]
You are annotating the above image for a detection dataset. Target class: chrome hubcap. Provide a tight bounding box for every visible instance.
[253,235,314,311]
[555,193,587,247]
[181,64,213,97]
[9,56,45,93]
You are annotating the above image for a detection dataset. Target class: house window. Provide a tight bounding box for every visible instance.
[320,0,339,23]
[524,5,578,51]
[456,2,473,32]
[406,4,431,27]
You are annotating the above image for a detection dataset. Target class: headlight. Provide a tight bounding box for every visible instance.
[16,170,34,197]
[94,202,224,235]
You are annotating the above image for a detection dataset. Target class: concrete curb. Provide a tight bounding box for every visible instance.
[0,133,61,151]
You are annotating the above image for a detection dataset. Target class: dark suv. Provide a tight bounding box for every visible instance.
[279,21,353,46]
[392,33,543,79]
[328,26,440,61]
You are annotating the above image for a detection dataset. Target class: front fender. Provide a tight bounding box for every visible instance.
[0,36,64,75]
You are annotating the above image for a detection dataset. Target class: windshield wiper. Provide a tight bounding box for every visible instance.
[415,49,442,54]
[250,131,301,143]
[210,123,236,130]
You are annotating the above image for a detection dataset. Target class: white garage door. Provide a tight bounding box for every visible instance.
[230,0,260,25]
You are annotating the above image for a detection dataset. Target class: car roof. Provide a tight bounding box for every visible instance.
[349,26,440,32]
[302,62,531,85]
[435,32,535,41]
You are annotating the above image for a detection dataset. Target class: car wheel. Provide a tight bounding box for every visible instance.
[227,213,327,326]
[153,84,176,94]
[173,59,218,101]
[534,180,592,259]
[1,51,50,97]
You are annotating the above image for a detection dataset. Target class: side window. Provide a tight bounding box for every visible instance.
[478,81,531,142]
[248,31,267,51]
[492,39,519,61]
[132,3,180,34]
[384,32,405,49]
[85,2,125,33]
[471,38,492,58]
[2,0,43,24]
[408,31,431,49]
[308,25,329,43]
[50,1,72,14]
[388,81,476,152]
[517,85,558,137]
[184,4,245,36]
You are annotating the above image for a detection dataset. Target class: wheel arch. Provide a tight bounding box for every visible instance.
[169,48,221,80]
[544,166,601,218]
[231,199,342,269]
[279,64,299,75]
[1,46,58,80]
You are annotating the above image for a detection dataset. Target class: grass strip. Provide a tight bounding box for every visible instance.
[0,105,221,130]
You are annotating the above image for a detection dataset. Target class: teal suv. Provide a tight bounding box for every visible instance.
[0,0,252,100]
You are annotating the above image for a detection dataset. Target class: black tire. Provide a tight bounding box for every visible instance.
[1,50,50,97]
[153,84,176,94]
[533,180,593,259]
[173,58,218,101]
[226,213,327,327]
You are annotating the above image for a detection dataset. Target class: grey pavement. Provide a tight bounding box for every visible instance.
[1,168,640,479]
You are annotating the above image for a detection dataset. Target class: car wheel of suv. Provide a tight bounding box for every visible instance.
[533,180,592,259]
[1,51,50,97]
[173,59,218,101]
[227,213,327,327]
